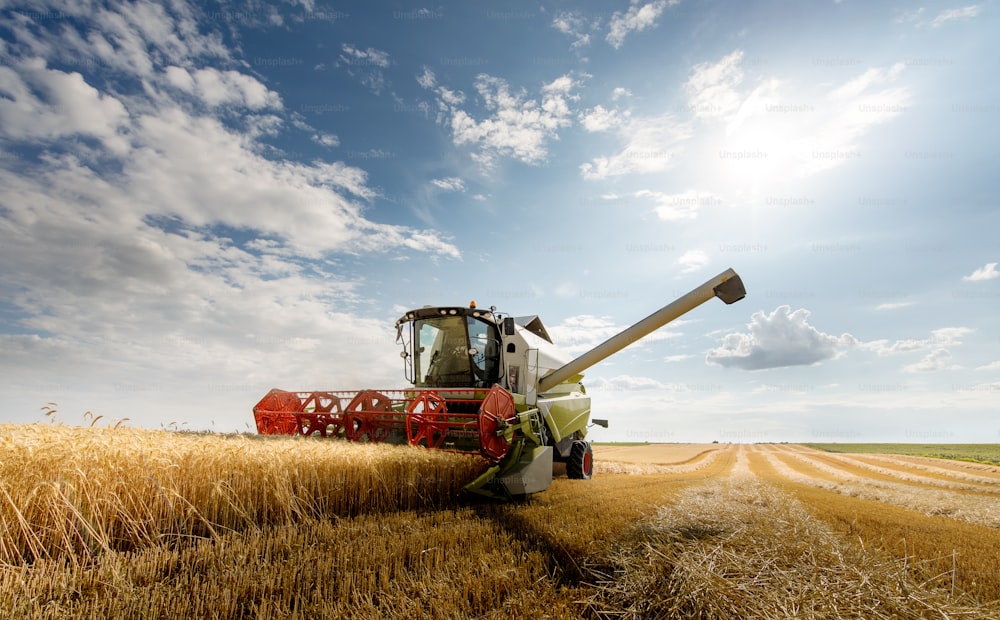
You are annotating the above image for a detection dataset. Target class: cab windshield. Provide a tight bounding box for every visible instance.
[412,315,500,388]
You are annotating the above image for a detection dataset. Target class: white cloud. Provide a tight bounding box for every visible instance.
[580,113,691,179]
[800,63,910,175]
[606,0,673,49]
[874,301,914,310]
[663,354,691,363]
[860,327,971,374]
[338,44,391,94]
[162,66,281,110]
[191,68,281,109]
[0,60,130,153]
[636,189,722,221]
[864,327,973,356]
[0,0,461,430]
[962,262,999,281]
[684,50,745,119]
[587,374,668,391]
[975,361,1000,371]
[426,73,580,167]
[579,104,628,132]
[552,11,592,49]
[164,65,195,90]
[930,5,981,27]
[311,132,340,147]
[928,327,975,345]
[431,177,466,192]
[416,66,436,89]
[27,1,231,77]
[339,43,390,68]
[611,87,632,101]
[706,306,856,370]
[903,349,954,373]
[675,250,709,273]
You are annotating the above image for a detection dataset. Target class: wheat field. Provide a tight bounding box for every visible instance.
[2,423,999,619]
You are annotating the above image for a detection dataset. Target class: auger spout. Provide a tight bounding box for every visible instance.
[536,268,746,394]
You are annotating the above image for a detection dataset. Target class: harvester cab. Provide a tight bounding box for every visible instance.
[254,268,746,499]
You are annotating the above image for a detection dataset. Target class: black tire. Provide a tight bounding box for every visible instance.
[566,440,593,480]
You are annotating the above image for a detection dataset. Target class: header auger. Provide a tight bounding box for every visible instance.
[253,268,746,498]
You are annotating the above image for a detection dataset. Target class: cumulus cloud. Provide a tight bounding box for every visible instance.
[962,262,999,281]
[422,71,580,167]
[0,0,459,428]
[903,349,954,373]
[0,60,130,153]
[187,67,282,109]
[606,0,674,49]
[311,131,340,147]
[706,306,856,370]
[579,105,628,132]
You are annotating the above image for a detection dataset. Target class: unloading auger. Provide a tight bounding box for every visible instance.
[253,268,746,498]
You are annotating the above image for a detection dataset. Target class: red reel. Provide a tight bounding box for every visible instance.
[478,385,516,463]
[343,390,394,442]
[253,389,304,435]
[405,391,449,449]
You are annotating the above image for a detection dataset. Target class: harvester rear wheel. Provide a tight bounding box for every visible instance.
[566,440,593,480]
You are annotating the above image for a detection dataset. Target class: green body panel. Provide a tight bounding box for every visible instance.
[538,390,591,443]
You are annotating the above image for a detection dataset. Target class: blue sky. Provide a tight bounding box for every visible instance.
[1,0,997,441]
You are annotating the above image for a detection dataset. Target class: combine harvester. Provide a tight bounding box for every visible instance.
[254,268,746,498]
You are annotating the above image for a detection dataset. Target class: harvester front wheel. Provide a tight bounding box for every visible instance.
[566,440,593,480]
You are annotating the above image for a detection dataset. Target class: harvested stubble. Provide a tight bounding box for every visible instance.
[594,444,727,475]
[0,423,486,565]
[747,445,1000,605]
[760,445,1000,529]
[584,477,996,619]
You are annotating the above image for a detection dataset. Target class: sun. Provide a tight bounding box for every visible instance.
[712,80,820,196]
